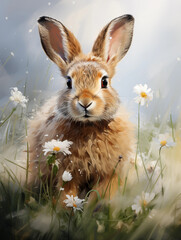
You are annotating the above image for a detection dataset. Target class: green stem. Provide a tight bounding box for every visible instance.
[39,181,42,204]
[159,147,164,196]
[150,166,166,193]
[145,149,161,192]
[134,103,140,182]
[102,158,121,199]
[50,166,54,199]
[3,157,29,171]
[0,107,16,128]
[5,118,10,144]
[85,189,101,201]
[25,119,29,189]
[122,175,128,195]
[147,223,159,240]
[159,147,163,178]
[38,153,43,203]
[170,114,175,142]
[25,142,29,187]
[146,147,165,194]
[20,80,28,122]
[68,208,73,240]
[140,154,149,180]
[11,113,18,144]
[0,101,10,118]
[1,55,11,67]
[54,182,66,209]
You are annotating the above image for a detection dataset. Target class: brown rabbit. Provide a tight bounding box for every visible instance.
[28,15,135,200]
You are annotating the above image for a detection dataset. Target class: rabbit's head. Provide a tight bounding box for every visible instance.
[38,15,134,122]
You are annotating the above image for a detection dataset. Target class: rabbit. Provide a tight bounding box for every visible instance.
[28,15,135,201]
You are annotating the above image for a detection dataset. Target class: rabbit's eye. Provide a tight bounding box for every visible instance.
[66,76,72,89]
[101,76,108,88]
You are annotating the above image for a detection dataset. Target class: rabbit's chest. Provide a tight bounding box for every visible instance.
[54,117,134,176]
[62,127,130,176]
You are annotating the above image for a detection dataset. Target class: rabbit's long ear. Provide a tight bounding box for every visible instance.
[38,16,82,75]
[92,15,134,66]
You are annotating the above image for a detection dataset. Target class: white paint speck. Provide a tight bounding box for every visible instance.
[26,71,29,74]
[177,57,181,61]
[5,17,8,20]
[48,2,51,6]
[72,1,76,4]
[29,29,32,33]
[44,134,49,137]
[10,52,14,57]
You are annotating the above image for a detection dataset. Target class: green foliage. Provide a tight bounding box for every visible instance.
[47,154,56,165]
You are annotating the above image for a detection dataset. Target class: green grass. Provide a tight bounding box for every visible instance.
[0,82,181,240]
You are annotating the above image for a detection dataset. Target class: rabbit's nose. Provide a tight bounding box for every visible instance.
[78,101,93,109]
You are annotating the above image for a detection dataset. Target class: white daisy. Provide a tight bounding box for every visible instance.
[156,133,176,148]
[133,84,153,106]
[63,195,85,212]
[132,192,155,214]
[9,87,28,108]
[62,171,73,182]
[43,139,73,155]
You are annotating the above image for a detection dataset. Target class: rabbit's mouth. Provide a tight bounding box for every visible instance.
[84,114,90,118]
[84,109,90,118]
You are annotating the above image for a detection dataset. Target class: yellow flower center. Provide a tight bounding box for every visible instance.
[53,146,60,152]
[160,140,167,146]
[73,203,77,208]
[143,200,147,207]
[140,199,147,207]
[141,92,147,98]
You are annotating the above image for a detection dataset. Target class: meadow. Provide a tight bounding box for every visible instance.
[0,69,181,240]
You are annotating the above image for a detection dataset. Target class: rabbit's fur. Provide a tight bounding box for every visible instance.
[28,15,135,199]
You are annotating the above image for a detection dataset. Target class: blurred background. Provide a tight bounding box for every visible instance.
[0,0,181,122]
